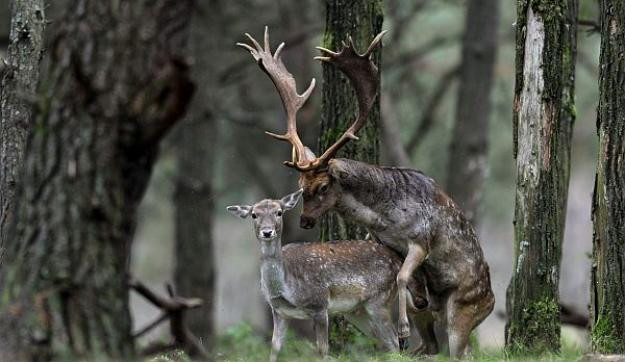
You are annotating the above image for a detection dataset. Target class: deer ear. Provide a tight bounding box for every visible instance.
[328,159,349,180]
[226,205,252,219]
[281,189,303,211]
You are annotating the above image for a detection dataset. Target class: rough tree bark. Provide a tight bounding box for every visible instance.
[590,0,625,354]
[0,0,45,262]
[173,0,219,343]
[319,0,383,242]
[318,0,383,351]
[0,1,195,360]
[505,0,577,353]
[446,0,499,225]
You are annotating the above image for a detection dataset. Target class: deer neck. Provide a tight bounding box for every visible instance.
[335,188,387,230]
[259,236,287,300]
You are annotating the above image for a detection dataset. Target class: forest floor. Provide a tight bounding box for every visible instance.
[147,323,585,362]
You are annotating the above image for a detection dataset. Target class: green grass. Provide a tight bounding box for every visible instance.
[208,323,585,362]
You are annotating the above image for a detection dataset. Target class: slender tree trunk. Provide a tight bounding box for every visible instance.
[505,0,577,353]
[319,0,383,242]
[173,0,219,342]
[0,0,45,262]
[590,0,625,354]
[0,1,194,360]
[173,114,216,343]
[446,0,499,225]
[318,0,383,351]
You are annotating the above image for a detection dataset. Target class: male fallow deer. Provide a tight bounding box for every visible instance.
[227,189,435,361]
[238,28,494,358]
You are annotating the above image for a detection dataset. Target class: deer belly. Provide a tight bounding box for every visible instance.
[327,285,368,313]
[275,306,310,320]
[328,297,361,313]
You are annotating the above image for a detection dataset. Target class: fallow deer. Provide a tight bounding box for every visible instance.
[227,189,436,361]
[237,28,494,358]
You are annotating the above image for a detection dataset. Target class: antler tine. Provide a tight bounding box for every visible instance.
[237,27,317,166]
[302,30,387,171]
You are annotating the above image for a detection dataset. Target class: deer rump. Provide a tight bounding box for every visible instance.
[278,240,428,316]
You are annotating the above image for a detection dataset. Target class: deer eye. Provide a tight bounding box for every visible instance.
[251,212,257,219]
[318,184,329,194]
[277,210,282,217]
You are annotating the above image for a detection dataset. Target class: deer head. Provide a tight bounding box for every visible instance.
[237,27,385,229]
[226,189,303,241]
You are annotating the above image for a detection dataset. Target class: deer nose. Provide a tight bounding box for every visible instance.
[261,229,274,238]
[300,216,316,229]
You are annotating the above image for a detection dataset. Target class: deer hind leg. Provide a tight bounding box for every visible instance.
[363,299,400,352]
[397,244,427,339]
[312,310,329,357]
[446,301,476,359]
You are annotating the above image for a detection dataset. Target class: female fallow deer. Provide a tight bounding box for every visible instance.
[227,189,436,361]
[237,28,494,358]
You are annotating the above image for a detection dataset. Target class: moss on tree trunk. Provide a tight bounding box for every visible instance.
[318,0,383,351]
[590,0,625,354]
[0,1,194,360]
[505,0,577,353]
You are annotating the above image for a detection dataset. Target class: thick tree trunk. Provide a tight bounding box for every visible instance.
[505,0,577,353]
[0,1,194,360]
[590,0,625,354]
[173,1,219,342]
[319,0,383,243]
[318,0,383,351]
[0,0,45,262]
[446,0,499,225]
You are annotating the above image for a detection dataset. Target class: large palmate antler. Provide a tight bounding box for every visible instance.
[237,27,316,169]
[308,31,387,171]
[237,27,386,172]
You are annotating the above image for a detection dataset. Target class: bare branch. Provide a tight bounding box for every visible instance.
[406,65,460,154]
[130,278,208,360]
[386,34,457,68]
[577,18,599,33]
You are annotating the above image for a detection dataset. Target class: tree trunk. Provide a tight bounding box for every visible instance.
[173,0,219,343]
[319,0,383,243]
[590,0,625,354]
[446,0,499,225]
[0,1,194,360]
[505,0,577,353]
[318,0,383,351]
[0,0,45,262]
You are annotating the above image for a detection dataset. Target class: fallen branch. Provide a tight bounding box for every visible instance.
[129,278,209,360]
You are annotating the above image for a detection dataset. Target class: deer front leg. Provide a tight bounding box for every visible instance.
[270,309,287,362]
[397,243,427,340]
[312,310,329,357]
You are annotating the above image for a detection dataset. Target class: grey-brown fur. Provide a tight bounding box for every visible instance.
[298,158,495,358]
[227,190,437,361]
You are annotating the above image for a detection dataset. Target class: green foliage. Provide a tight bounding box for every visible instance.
[213,323,584,362]
[591,316,621,353]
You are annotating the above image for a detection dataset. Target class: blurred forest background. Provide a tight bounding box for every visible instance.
[0,0,601,354]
